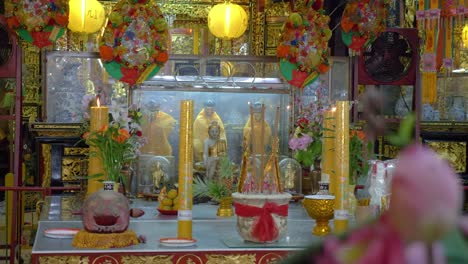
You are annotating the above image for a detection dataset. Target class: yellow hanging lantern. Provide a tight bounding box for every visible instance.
[207,1,248,40]
[463,24,468,48]
[68,0,105,33]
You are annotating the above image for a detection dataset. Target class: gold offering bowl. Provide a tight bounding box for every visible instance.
[303,195,335,236]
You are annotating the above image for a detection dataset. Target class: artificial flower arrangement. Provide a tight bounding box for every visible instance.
[5,0,68,48]
[277,0,332,88]
[340,0,386,55]
[288,85,327,168]
[284,114,468,263]
[82,103,144,183]
[99,0,170,86]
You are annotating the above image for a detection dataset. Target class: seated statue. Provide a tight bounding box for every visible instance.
[194,100,227,163]
[140,100,177,156]
[203,121,227,181]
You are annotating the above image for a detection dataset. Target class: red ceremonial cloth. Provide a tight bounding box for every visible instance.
[234,201,288,242]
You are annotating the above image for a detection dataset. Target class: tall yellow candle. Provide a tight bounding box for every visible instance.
[333,101,350,234]
[87,99,108,195]
[322,108,335,194]
[177,100,194,239]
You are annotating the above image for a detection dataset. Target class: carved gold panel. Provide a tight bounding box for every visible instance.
[38,256,89,264]
[206,254,256,264]
[41,144,52,187]
[64,147,89,156]
[427,141,466,173]
[62,157,86,181]
[121,255,173,264]
[175,254,203,264]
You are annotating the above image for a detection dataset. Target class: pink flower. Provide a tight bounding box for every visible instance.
[315,215,405,264]
[388,144,463,243]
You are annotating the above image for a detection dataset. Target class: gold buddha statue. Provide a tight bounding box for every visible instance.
[193,100,226,162]
[284,162,296,191]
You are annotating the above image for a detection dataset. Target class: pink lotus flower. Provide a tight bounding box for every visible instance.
[388,144,463,243]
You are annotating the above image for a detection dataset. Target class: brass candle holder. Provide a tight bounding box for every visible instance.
[303,195,335,236]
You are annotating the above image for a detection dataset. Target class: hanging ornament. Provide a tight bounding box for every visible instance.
[68,0,106,34]
[207,1,248,40]
[276,0,332,89]
[4,0,68,49]
[99,0,170,86]
[340,0,386,56]
[417,0,441,105]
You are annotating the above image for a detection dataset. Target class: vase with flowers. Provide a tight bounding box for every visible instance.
[83,105,144,193]
[288,84,327,194]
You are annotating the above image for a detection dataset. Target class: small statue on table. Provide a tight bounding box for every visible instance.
[151,161,168,193]
[203,121,228,181]
[194,99,227,163]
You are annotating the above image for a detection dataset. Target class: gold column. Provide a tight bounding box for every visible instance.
[177,100,194,239]
[87,103,109,195]
[322,109,335,194]
[333,101,350,234]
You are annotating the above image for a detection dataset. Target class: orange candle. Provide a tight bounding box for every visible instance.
[87,98,108,195]
[322,108,335,194]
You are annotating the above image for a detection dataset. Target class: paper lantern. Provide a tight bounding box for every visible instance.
[208,1,248,40]
[463,24,468,48]
[68,0,106,33]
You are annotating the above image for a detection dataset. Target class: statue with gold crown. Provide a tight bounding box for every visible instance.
[193,99,226,162]
[140,100,177,156]
[242,101,272,157]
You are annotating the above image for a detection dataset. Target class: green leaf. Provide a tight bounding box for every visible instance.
[387,113,415,147]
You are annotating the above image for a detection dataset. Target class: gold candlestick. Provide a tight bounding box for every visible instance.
[177,100,194,239]
[322,109,335,194]
[87,99,108,195]
[333,101,349,234]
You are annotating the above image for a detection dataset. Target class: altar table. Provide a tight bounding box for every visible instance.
[31,196,322,264]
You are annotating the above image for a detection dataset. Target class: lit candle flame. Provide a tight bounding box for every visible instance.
[97,97,100,107]
[331,107,336,112]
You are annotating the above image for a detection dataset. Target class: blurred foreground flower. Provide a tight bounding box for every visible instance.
[388,144,463,243]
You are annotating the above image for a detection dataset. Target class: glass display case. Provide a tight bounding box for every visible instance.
[132,55,292,195]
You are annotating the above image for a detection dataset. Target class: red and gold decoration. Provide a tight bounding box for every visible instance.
[99,0,170,86]
[4,0,68,48]
[340,0,386,56]
[417,0,441,104]
[277,0,332,89]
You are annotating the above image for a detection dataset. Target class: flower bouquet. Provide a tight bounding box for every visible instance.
[288,86,327,169]
[83,104,144,192]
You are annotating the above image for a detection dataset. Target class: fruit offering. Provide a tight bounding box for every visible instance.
[158,187,178,211]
